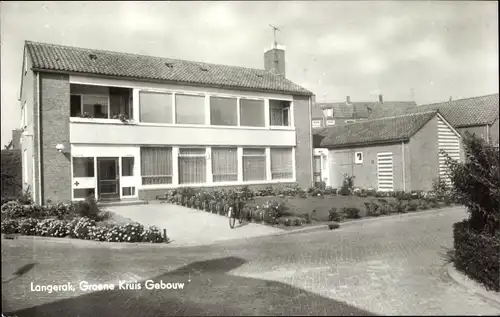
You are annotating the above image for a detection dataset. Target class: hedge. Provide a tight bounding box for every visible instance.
[453,220,500,292]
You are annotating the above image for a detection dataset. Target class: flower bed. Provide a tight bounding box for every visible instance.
[1,216,165,243]
[1,198,166,243]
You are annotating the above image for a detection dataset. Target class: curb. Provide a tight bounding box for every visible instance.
[445,263,500,308]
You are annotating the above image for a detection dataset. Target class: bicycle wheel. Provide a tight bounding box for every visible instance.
[238,208,244,224]
[229,207,236,229]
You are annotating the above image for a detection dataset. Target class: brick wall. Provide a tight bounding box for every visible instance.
[408,115,439,191]
[39,73,72,203]
[293,95,313,188]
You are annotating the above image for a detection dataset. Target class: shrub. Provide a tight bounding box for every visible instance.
[72,196,101,220]
[328,207,344,222]
[339,173,354,196]
[71,217,97,239]
[378,204,392,215]
[364,202,380,217]
[390,200,406,213]
[142,226,165,243]
[1,218,19,234]
[303,212,312,224]
[328,222,340,230]
[406,201,418,212]
[341,207,361,219]
[365,188,376,197]
[18,218,38,236]
[443,133,499,235]
[314,181,326,190]
[453,220,499,291]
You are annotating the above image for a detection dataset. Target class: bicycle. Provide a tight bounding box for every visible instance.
[229,200,245,229]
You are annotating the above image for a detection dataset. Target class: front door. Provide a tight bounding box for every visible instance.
[97,157,120,201]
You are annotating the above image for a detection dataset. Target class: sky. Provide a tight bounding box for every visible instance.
[1,1,498,147]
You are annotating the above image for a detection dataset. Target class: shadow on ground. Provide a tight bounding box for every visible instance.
[7,257,376,316]
[2,262,38,283]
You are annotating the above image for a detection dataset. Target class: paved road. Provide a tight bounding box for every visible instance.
[2,207,499,316]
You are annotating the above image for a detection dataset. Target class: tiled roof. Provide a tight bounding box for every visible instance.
[25,41,312,96]
[311,104,325,118]
[319,111,437,148]
[318,100,416,119]
[370,94,499,127]
[312,128,330,147]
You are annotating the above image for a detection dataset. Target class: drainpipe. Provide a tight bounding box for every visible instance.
[486,124,490,144]
[401,141,406,192]
[308,96,314,187]
[36,72,42,204]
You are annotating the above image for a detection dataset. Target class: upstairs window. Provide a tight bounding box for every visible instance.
[269,100,291,126]
[140,91,173,124]
[176,94,205,125]
[312,120,322,128]
[240,99,265,127]
[325,108,333,117]
[355,151,363,164]
[326,119,335,126]
[210,96,237,126]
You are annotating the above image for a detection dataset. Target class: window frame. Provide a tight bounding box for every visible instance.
[138,90,174,124]
[70,93,111,119]
[209,95,238,127]
[175,93,206,125]
[140,147,173,185]
[239,98,266,127]
[121,157,134,177]
[72,157,95,178]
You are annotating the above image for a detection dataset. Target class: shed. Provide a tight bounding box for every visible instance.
[318,111,463,191]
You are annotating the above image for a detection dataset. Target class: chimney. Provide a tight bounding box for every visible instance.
[346,96,351,104]
[11,129,21,149]
[264,45,286,76]
[378,94,383,103]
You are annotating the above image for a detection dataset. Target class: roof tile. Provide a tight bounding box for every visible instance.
[25,41,312,96]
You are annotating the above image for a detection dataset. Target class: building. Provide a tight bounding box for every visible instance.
[311,99,325,130]
[19,41,314,204]
[317,95,416,128]
[4,129,21,150]
[316,111,463,191]
[370,93,499,145]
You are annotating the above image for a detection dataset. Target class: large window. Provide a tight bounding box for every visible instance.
[210,97,237,126]
[178,148,206,184]
[140,91,173,124]
[141,147,173,184]
[176,94,205,125]
[212,147,238,182]
[271,148,293,180]
[73,157,95,177]
[82,95,109,119]
[242,148,266,181]
[240,99,265,127]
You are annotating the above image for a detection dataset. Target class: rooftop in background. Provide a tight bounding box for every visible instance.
[369,93,499,128]
[318,111,438,149]
[317,99,416,119]
[24,41,313,96]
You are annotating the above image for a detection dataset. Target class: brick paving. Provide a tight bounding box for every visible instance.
[2,207,500,316]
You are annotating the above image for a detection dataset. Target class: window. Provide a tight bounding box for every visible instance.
[240,99,265,127]
[141,147,173,184]
[70,95,82,117]
[178,148,206,184]
[140,91,173,124]
[269,100,291,126]
[176,94,205,125]
[355,151,363,164]
[325,108,333,117]
[109,87,132,119]
[23,150,28,183]
[345,119,356,124]
[212,147,238,182]
[271,148,293,180]
[83,95,109,119]
[121,157,134,176]
[73,157,95,177]
[326,119,335,126]
[242,148,266,181]
[312,120,322,128]
[122,187,135,196]
[210,97,237,126]
[74,188,95,199]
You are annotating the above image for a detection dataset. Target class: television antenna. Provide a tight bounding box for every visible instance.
[269,24,281,49]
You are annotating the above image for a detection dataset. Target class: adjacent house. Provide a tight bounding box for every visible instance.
[369,93,499,145]
[316,111,463,191]
[19,41,314,204]
[4,129,21,150]
[317,95,416,127]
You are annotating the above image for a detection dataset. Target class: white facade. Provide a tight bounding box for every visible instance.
[313,148,331,187]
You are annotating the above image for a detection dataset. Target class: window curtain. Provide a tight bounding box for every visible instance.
[271,148,293,180]
[212,148,238,182]
[140,147,173,184]
[178,148,206,184]
[242,148,266,181]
